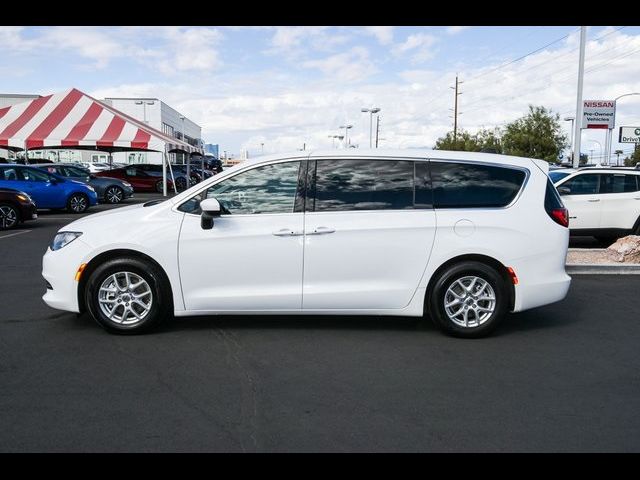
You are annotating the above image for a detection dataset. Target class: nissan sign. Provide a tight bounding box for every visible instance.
[582,100,616,129]
[619,126,640,143]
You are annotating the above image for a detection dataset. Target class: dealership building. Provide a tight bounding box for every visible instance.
[0,93,204,165]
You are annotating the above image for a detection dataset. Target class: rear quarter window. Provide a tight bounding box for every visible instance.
[429,161,527,208]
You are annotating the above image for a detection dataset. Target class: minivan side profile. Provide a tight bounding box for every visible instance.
[42,149,571,338]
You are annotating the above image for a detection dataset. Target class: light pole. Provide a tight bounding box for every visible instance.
[179,115,189,184]
[135,100,155,124]
[339,124,353,147]
[606,93,640,165]
[573,26,586,168]
[361,107,380,148]
[564,116,575,162]
[328,135,344,148]
[587,139,602,164]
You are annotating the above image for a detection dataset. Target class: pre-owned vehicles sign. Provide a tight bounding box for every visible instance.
[582,100,616,129]
[619,126,640,143]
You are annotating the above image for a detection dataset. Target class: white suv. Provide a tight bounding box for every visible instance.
[554,168,640,240]
[42,149,571,338]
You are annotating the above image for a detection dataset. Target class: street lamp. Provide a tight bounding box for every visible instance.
[605,93,640,165]
[564,116,575,162]
[586,139,602,164]
[179,115,190,183]
[328,135,344,148]
[134,100,155,124]
[339,124,353,147]
[361,107,380,148]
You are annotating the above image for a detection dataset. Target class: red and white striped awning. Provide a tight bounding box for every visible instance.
[0,88,202,154]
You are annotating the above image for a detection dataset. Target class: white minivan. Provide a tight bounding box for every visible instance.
[42,149,571,338]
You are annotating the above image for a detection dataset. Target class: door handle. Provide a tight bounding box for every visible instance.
[272,228,303,237]
[588,199,600,202]
[308,226,336,235]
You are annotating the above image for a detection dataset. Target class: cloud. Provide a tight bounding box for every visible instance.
[392,33,439,64]
[302,47,378,82]
[446,26,470,35]
[363,26,395,45]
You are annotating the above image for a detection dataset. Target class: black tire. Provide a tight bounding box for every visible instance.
[594,236,616,246]
[0,203,19,230]
[84,257,172,334]
[175,177,187,191]
[67,193,89,213]
[104,185,124,204]
[428,261,509,338]
[155,180,164,193]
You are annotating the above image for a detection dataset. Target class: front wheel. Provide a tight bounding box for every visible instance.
[67,193,89,213]
[84,257,172,334]
[155,180,164,193]
[104,185,124,204]
[0,204,19,230]
[428,261,509,338]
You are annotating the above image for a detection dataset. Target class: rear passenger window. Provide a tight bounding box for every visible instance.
[313,159,414,211]
[430,161,527,208]
[600,174,639,193]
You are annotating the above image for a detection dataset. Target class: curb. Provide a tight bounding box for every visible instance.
[566,264,640,274]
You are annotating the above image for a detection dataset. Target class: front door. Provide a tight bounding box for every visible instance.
[302,158,437,310]
[178,159,306,312]
[557,173,602,230]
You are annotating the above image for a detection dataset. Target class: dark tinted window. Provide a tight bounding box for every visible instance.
[600,174,639,193]
[430,161,526,208]
[312,159,414,211]
[0,167,19,181]
[545,178,565,212]
[561,174,599,195]
[548,170,572,183]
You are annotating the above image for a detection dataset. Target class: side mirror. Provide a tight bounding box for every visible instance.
[200,197,221,230]
[557,186,570,195]
[49,177,59,184]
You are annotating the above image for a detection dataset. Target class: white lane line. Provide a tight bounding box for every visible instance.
[0,229,32,240]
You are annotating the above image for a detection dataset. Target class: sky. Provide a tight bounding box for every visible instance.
[1,25,640,161]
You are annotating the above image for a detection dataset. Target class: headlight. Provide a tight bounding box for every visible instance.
[51,232,82,251]
[16,193,33,203]
[122,182,132,187]
[87,186,96,192]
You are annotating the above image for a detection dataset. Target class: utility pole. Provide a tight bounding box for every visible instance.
[375,115,380,148]
[450,74,463,141]
[573,26,587,168]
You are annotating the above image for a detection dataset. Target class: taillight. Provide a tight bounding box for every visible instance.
[549,208,569,228]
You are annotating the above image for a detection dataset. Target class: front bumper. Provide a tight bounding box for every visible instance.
[42,238,93,313]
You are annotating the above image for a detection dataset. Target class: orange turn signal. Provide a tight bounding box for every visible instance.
[506,267,518,285]
[74,263,88,282]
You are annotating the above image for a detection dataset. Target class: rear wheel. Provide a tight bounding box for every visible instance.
[429,261,509,338]
[0,204,19,230]
[85,257,172,334]
[104,185,124,204]
[175,177,187,191]
[155,180,164,193]
[67,193,89,213]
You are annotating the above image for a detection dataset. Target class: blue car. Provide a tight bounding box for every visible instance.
[0,164,98,213]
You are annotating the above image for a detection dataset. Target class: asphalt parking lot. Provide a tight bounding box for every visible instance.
[0,194,639,452]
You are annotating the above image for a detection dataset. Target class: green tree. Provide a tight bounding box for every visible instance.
[623,145,640,167]
[501,105,568,163]
[434,127,502,153]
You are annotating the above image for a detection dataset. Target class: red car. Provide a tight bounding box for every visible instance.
[0,188,38,230]
[95,166,174,193]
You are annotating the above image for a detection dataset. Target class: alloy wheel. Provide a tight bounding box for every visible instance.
[105,186,123,204]
[98,271,153,325]
[0,206,18,229]
[443,276,496,328]
[69,195,88,213]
